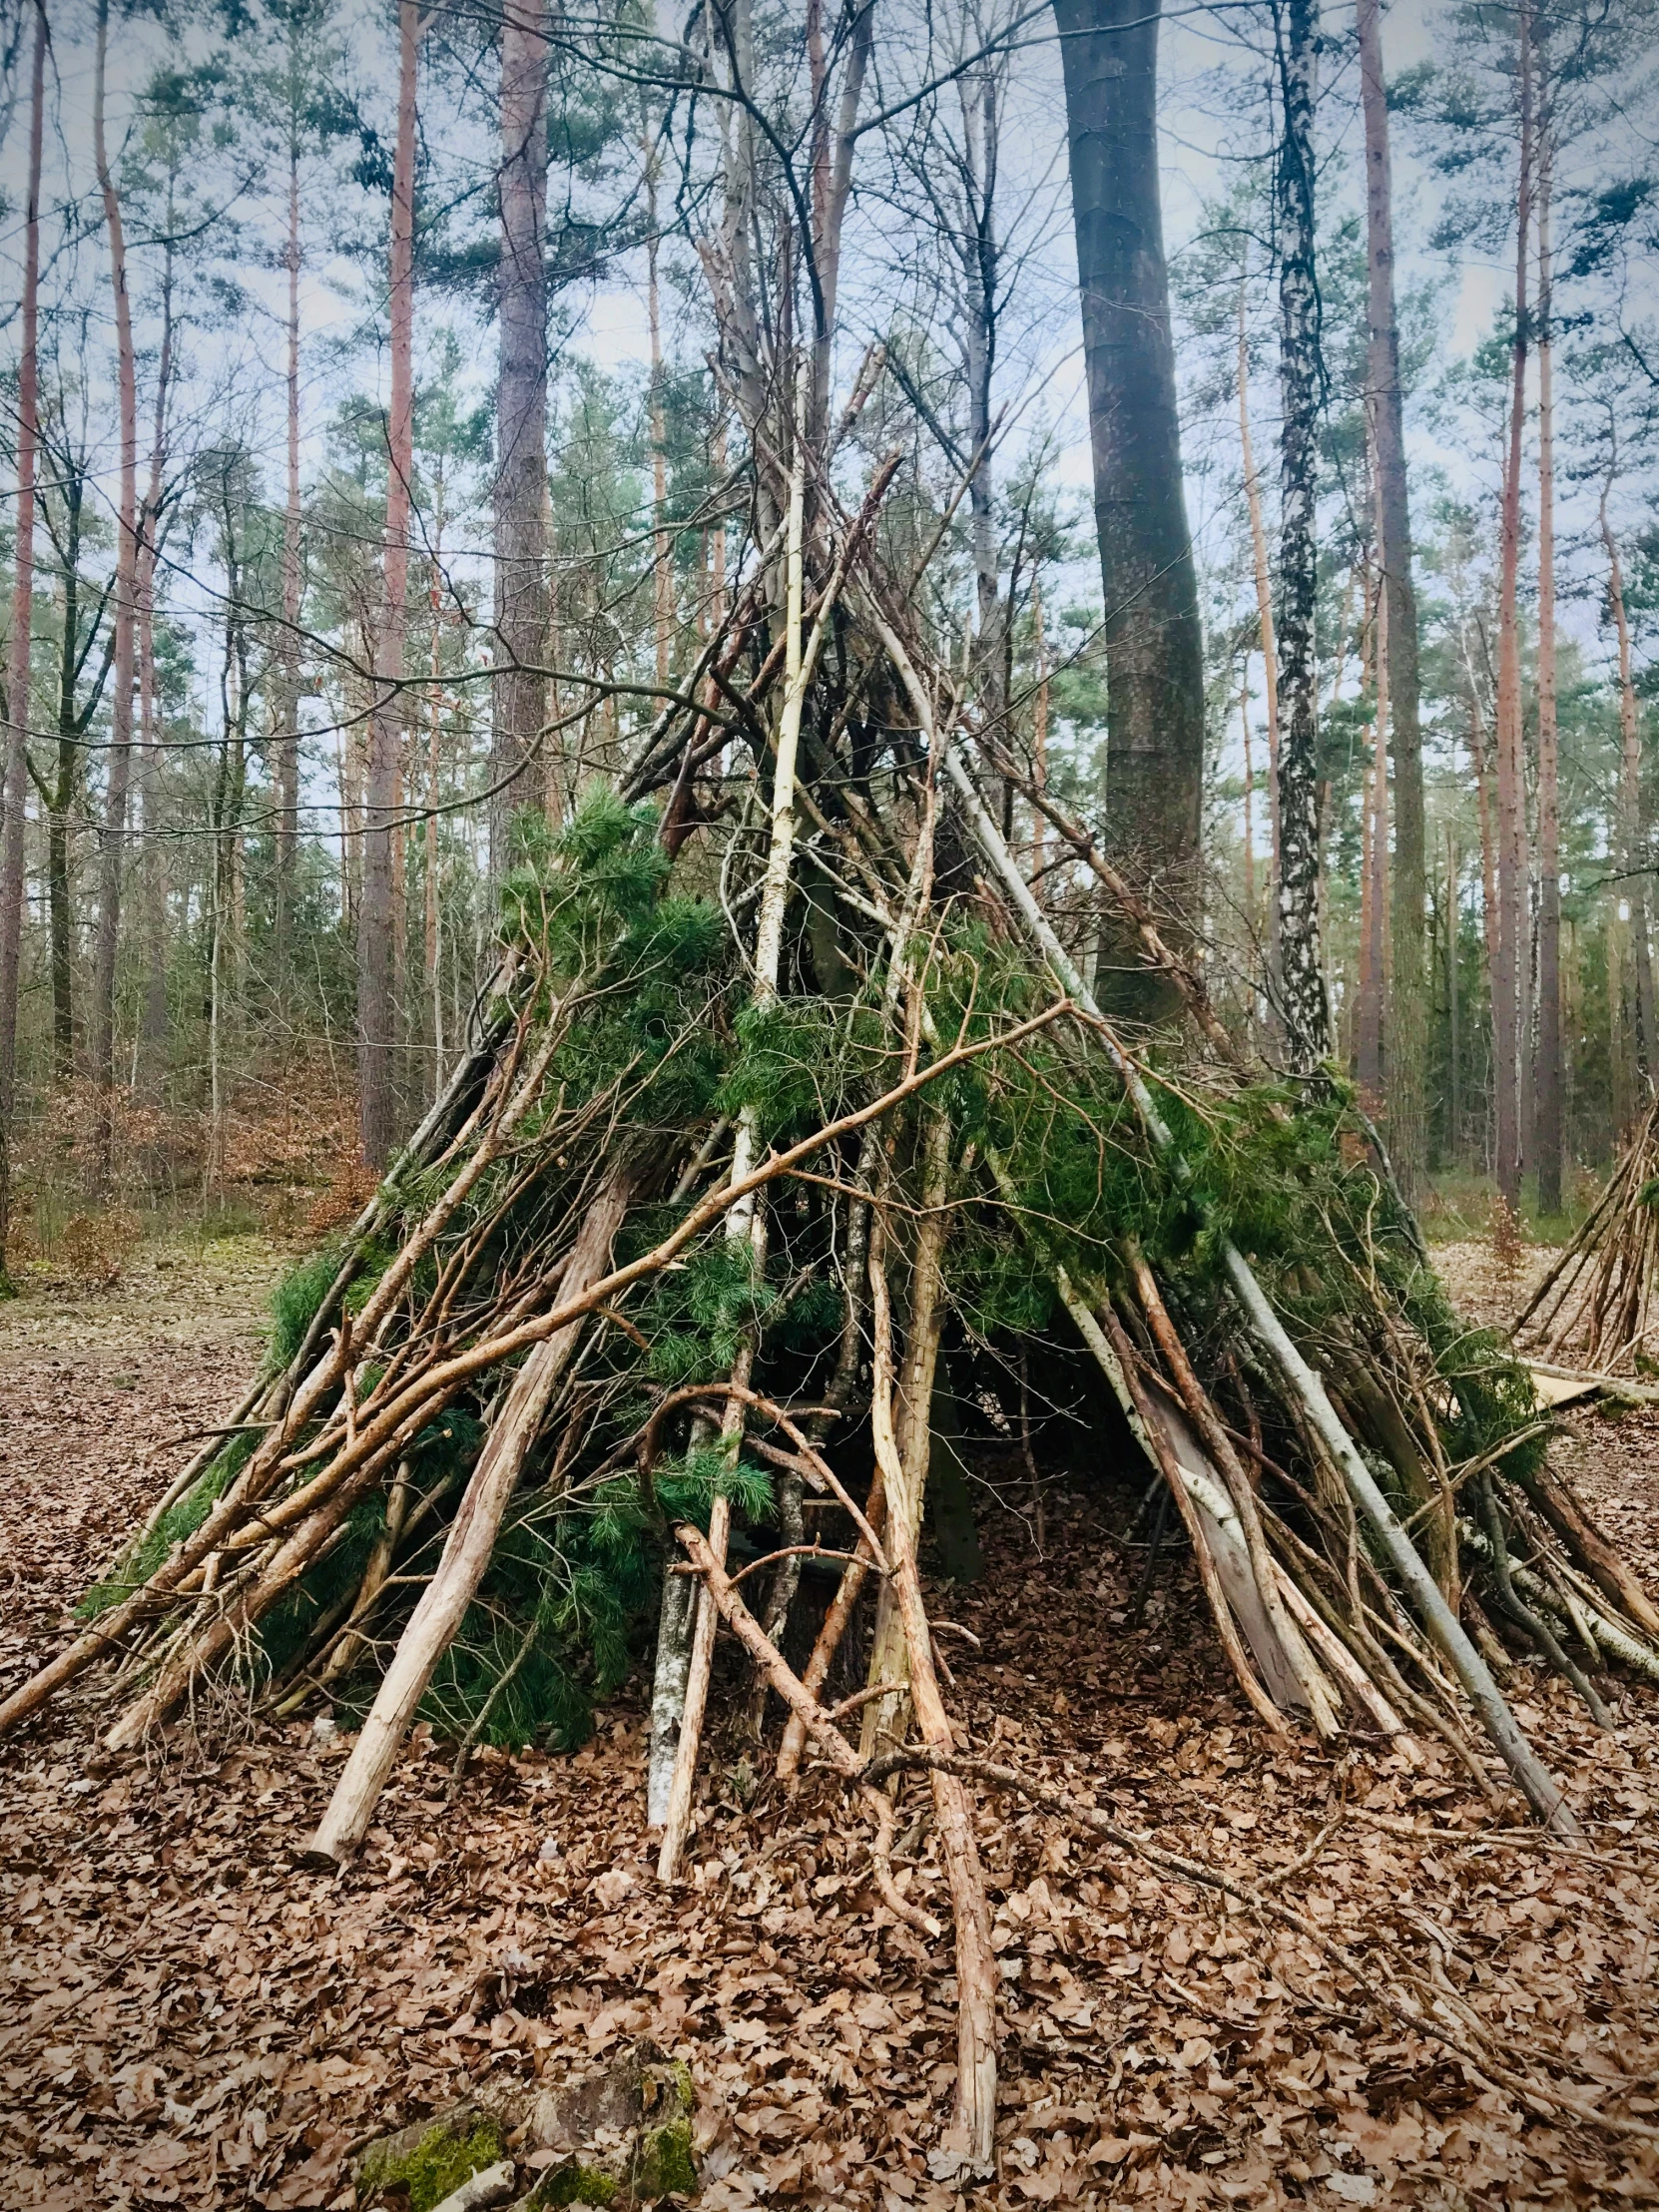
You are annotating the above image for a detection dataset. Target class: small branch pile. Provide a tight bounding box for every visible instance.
[6,358,1659,2181]
[1515,1097,1659,1377]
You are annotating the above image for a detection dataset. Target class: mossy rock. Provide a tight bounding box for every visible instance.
[631,2115,696,2201]
[630,2055,696,2201]
[356,2105,506,2212]
[522,2158,622,2208]
[520,2044,696,2205]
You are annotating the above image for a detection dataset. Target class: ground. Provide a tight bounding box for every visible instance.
[3,1236,1658,2210]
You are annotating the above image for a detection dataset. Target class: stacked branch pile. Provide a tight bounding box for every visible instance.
[6,365,1659,2180]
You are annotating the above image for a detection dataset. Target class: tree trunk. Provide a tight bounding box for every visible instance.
[91,0,138,1193]
[807,0,872,444]
[1054,0,1205,1005]
[1273,0,1331,1073]
[1238,275,1280,949]
[1358,0,1425,1197]
[276,133,303,1001]
[50,506,85,1083]
[1534,128,1562,1212]
[360,0,420,1169]
[425,497,446,1094]
[641,139,677,707]
[0,2,45,1279]
[1446,824,1461,1167]
[1357,553,1387,1102]
[1239,658,1256,924]
[1470,700,1504,1168]
[490,0,550,863]
[138,221,176,1086]
[961,63,1004,734]
[1603,471,1653,1123]
[1491,0,1533,1206]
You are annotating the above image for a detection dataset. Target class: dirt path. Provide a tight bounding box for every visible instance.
[3,1243,1658,2209]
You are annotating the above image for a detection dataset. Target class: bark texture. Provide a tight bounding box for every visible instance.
[1604,482,1654,1124]
[277,136,303,996]
[92,0,139,1187]
[360,0,420,1168]
[0,2,45,1276]
[1054,0,1205,1007]
[1273,0,1331,1072]
[1358,0,1425,1194]
[1491,2,1533,1206]
[490,0,551,859]
[1534,132,1562,1212]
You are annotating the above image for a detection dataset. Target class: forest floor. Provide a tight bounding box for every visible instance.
[3,1235,1659,2210]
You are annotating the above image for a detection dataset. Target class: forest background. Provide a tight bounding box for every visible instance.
[1,0,1655,1268]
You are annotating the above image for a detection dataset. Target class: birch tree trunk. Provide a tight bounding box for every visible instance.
[1238,276,1281,944]
[1274,0,1331,1072]
[1491,0,1533,1206]
[490,0,551,860]
[1358,0,1425,1196]
[0,2,45,1280]
[1054,0,1206,1004]
[91,0,139,1193]
[360,0,420,1168]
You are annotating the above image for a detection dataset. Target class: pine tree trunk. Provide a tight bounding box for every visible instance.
[489,0,550,862]
[91,0,138,1193]
[276,134,303,1003]
[1603,474,1653,1123]
[360,0,420,1169]
[1534,130,1563,1212]
[1239,659,1256,923]
[425,501,445,1094]
[0,2,45,1277]
[1491,0,1533,1206]
[1054,0,1205,1004]
[1273,0,1331,1073]
[1357,551,1387,1102]
[1470,703,1504,1169]
[1446,824,1461,1167]
[138,224,176,1086]
[1358,0,1425,1197]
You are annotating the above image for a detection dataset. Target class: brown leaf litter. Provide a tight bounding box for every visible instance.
[2,1236,1658,2210]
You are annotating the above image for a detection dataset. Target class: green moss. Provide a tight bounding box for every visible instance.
[632,2057,696,2200]
[632,2116,697,2200]
[357,2114,504,2212]
[529,2158,621,2207]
